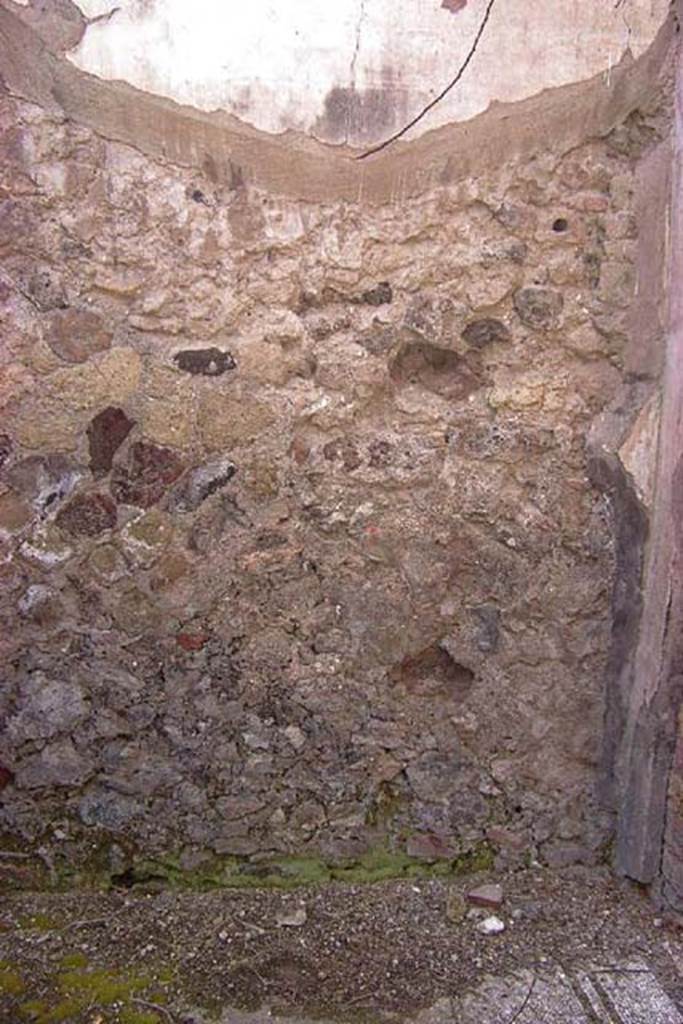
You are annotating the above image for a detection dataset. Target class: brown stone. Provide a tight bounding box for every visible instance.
[55,492,117,537]
[0,491,32,532]
[87,406,135,477]
[45,307,114,364]
[198,392,276,450]
[466,883,504,908]
[111,441,185,508]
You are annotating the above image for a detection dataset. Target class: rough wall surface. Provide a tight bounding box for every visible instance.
[0,71,671,878]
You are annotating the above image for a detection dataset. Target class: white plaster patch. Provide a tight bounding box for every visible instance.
[69,0,670,146]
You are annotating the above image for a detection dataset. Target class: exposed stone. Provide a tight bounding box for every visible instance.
[55,492,117,537]
[87,543,128,582]
[198,392,276,450]
[322,438,361,472]
[123,508,174,558]
[25,267,67,311]
[283,724,306,751]
[477,915,506,935]
[166,456,237,513]
[0,490,32,533]
[0,433,12,470]
[173,347,236,376]
[276,906,308,927]
[466,883,504,908]
[14,738,91,789]
[391,645,475,701]
[79,787,141,830]
[513,287,564,328]
[390,341,481,399]
[6,674,88,741]
[111,441,185,508]
[45,307,114,363]
[462,318,511,348]
[406,833,460,860]
[357,282,393,306]
[176,631,209,651]
[20,524,73,567]
[0,764,14,791]
[446,890,467,923]
[471,606,501,654]
[87,406,135,477]
[6,455,81,516]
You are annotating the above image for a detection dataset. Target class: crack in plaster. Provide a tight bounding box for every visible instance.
[357,0,498,159]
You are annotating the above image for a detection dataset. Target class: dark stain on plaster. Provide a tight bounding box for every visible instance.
[441,0,468,11]
[314,70,407,146]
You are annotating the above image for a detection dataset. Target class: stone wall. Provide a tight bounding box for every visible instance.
[0,77,672,881]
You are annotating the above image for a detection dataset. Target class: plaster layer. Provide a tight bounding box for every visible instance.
[66,0,670,147]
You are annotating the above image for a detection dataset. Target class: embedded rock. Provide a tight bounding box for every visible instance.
[87,407,135,477]
[45,307,114,363]
[55,492,117,536]
[6,455,81,516]
[513,287,564,328]
[166,456,237,513]
[462,319,511,348]
[173,347,236,376]
[111,441,185,508]
[6,675,88,742]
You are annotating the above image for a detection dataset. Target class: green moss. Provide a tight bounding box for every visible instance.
[57,968,149,1004]
[120,1010,161,1024]
[18,914,60,932]
[152,967,175,985]
[58,952,89,970]
[332,848,415,883]
[38,998,84,1023]
[19,1000,48,1020]
[0,966,25,995]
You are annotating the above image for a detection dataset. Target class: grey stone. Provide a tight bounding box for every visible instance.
[166,456,237,513]
[471,605,501,653]
[513,287,564,328]
[462,318,511,348]
[79,786,141,830]
[6,455,81,516]
[15,738,91,789]
[7,674,88,741]
[276,905,307,927]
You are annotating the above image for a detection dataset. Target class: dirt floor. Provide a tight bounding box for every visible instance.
[1,866,682,1024]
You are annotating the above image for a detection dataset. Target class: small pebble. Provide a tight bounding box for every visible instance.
[467,883,504,908]
[477,915,506,935]
[276,906,307,928]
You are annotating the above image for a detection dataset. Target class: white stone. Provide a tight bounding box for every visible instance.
[477,915,506,935]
